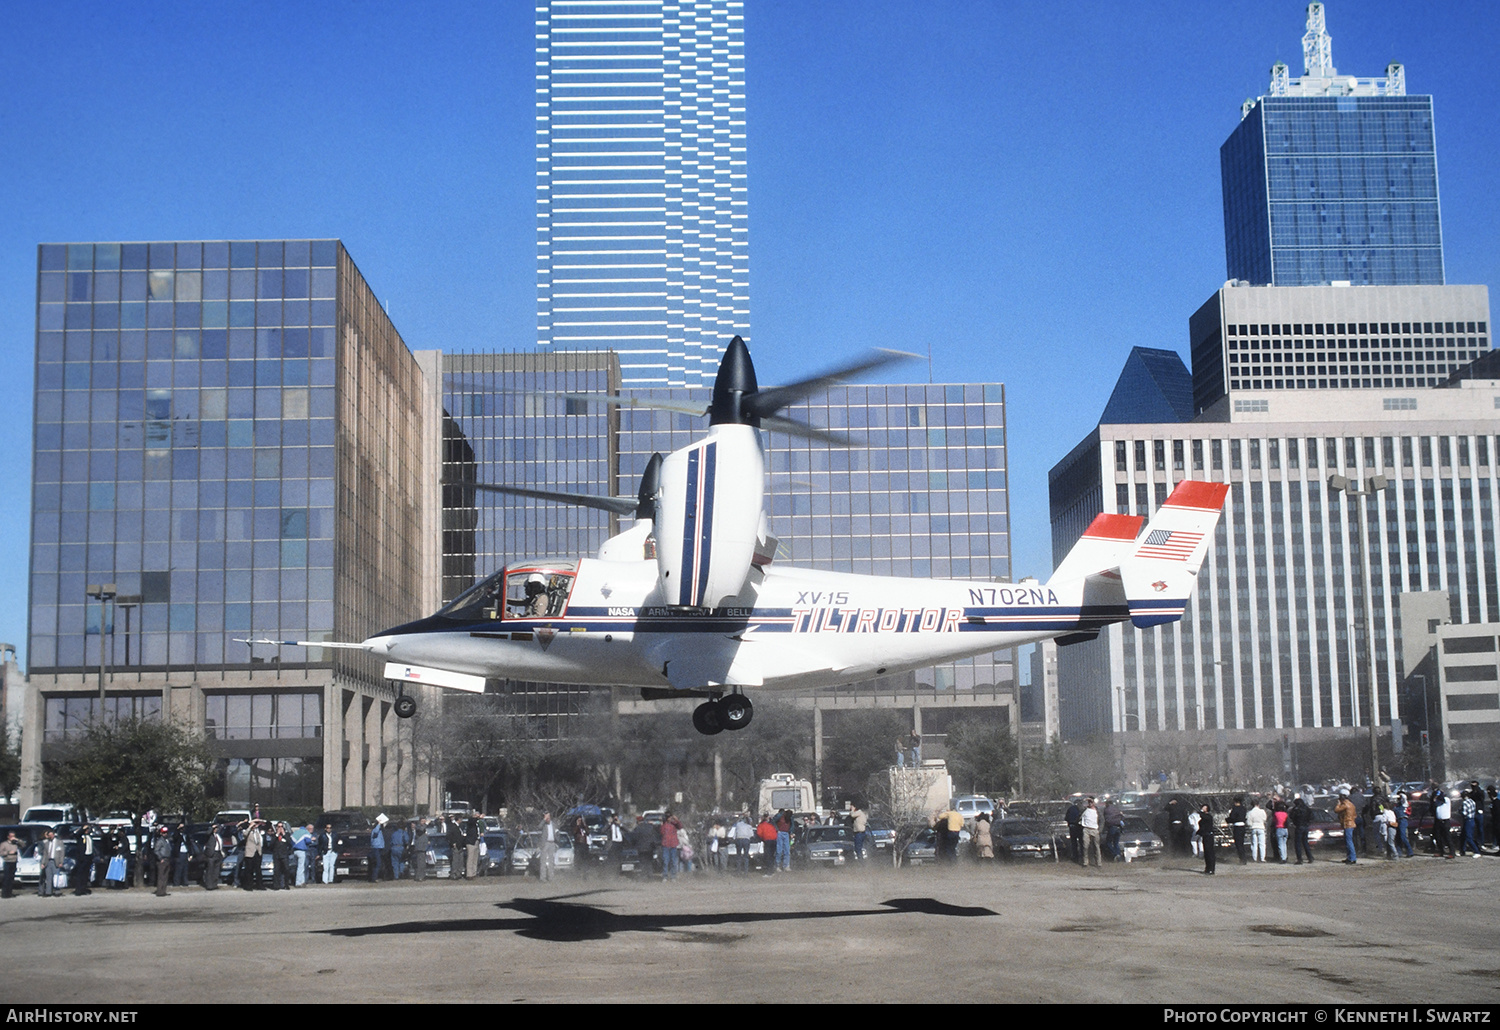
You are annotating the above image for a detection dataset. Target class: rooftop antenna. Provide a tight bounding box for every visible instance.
[1302,2,1335,78]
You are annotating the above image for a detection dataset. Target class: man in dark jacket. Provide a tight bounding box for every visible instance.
[270,824,293,889]
[463,816,481,879]
[1064,800,1083,864]
[1198,805,1216,875]
[151,827,173,896]
[1290,797,1314,864]
[1226,797,1248,864]
[446,817,466,879]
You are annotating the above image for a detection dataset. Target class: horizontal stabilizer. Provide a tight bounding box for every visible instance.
[1119,480,1229,628]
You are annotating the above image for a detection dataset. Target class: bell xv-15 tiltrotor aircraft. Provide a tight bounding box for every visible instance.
[248,337,1228,734]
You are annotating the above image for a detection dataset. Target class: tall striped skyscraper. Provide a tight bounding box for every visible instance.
[535,0,748,388]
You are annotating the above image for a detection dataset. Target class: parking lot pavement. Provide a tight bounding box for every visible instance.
[2,858,1498,1004]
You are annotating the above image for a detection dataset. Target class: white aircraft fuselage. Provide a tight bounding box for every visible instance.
[365,556,1106,695]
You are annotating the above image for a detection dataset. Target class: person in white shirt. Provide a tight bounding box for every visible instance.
[1245,801,1268,862]
[1080,798,1102,867]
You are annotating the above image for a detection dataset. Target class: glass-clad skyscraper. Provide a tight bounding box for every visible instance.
[535,0,749,388]
[28,240,438,811]
[1221,4,1443,287]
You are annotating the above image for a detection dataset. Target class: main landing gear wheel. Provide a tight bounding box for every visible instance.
[719,694,754,731]
[692,701,724,735]
[394,694,417,720]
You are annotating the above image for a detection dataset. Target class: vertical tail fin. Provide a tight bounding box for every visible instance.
[1046,512,1144,587]
[1119,481,1229,628]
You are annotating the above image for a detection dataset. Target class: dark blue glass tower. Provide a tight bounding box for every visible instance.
[1221,6,1443,287]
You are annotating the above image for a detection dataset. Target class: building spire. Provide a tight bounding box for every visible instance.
[1302,2,1335,78]
[1248,1,1405,111]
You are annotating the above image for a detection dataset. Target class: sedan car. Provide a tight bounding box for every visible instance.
[865,818,897,859]
[480,831,510,875]
[16,839,78,886]
[993,819,1060,861]
[1116,816,1165,861]
[510,831,574,876]
[793,825,860,868]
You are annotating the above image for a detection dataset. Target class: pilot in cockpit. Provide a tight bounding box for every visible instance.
[521,574,550,616]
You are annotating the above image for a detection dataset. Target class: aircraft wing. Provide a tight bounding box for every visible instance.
[646,639,764,691]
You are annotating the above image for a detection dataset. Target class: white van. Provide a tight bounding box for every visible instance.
[22,803,84,826]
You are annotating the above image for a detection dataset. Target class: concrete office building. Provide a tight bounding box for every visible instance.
[1190,282,1491,414]
[534,0,749,388]
[1396,592,1499,780]
[1430,622,1500,778]
[23,240,443,813]
[1050,344,1500,780]
[1222,3,1442,287]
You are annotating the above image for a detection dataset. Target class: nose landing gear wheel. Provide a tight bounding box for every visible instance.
[692,701,724,735]
[394,694,417,719]
[720,694,753,730]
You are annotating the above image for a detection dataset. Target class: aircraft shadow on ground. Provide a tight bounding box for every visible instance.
[318,891,997,943]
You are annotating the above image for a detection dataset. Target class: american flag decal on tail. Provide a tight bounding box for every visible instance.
[1135,529,1204,562]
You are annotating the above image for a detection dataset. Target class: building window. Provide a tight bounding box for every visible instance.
[1383,397,1417,411]
[217,757,324,808]
[204,691,323,740]
[44,694,161,741]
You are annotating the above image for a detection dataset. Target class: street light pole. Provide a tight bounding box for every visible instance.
[114,594,141,666]
[85,582,117,705]
[1328,474,1387,788]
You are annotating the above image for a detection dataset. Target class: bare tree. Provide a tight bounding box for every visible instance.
[866,764,941,866]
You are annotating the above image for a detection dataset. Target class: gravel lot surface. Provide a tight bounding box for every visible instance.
[3,856,1498,1004]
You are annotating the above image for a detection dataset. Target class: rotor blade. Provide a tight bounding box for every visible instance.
[745,348,920,419]
[527,391,710,419]
[760,415,856,447]
[451,481,639,516]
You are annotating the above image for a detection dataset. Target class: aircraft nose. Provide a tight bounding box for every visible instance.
[362,635,394,656]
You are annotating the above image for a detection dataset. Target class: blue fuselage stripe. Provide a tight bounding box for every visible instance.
[695,443,716,607]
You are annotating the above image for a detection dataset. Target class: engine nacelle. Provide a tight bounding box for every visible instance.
[655,423,764,608]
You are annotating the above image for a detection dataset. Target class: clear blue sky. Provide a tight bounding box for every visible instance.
[1,1,1496,667]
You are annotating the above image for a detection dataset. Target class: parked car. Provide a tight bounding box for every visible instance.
[865,818,897,860]
[481,831,511,875]
[510,831,574,876]
[16,838,79,886]
[793,824,861,868]
[423,832,454,878]
[993,819,1060,861]
[949,795,997,822]
[1116,816,1165,861]
[312,811,374,880]
[21,803,84,827]
[902,828,939,866]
